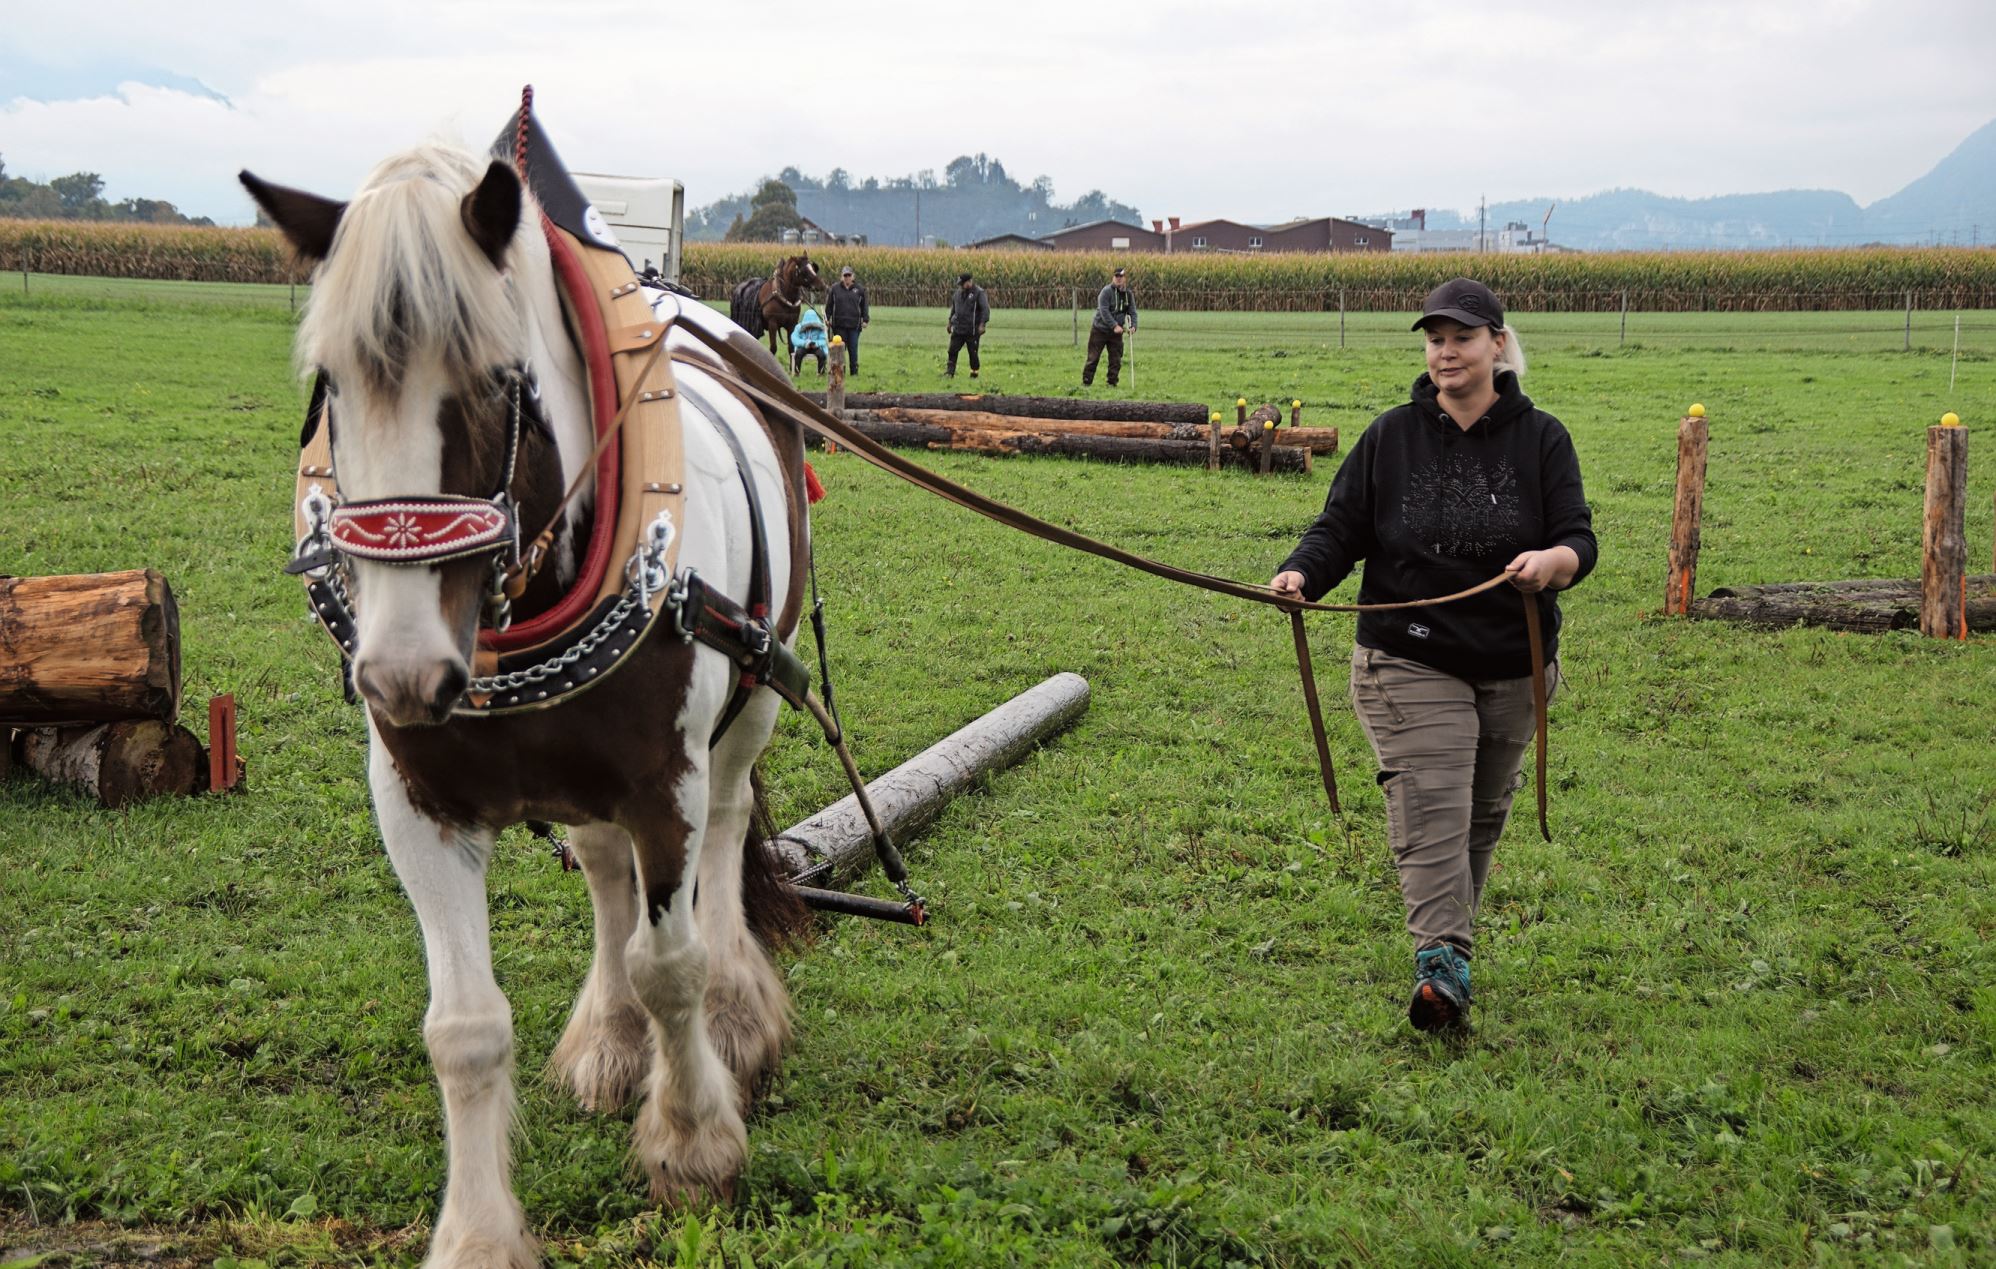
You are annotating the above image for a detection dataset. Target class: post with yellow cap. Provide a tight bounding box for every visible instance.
[1664,403,1710,616]
[1290,399,1303,428]
[1921,412,1969,640]
[1207,411,1224,472]
[1260,418,1277,475]
[827,335,847,419]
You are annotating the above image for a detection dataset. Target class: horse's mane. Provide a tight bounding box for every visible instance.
[298,143,531,394]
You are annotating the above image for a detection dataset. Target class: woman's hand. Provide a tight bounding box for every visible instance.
[1505,546,1580,593]
[1269,570,1307,603]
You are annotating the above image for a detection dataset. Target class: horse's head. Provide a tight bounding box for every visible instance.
[789,254,824,292]
[245,147,535,727]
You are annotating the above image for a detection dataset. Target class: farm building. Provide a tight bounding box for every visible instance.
[1030,215,1389,254]
[962,232,1054,250]
[1033,218,1167,252]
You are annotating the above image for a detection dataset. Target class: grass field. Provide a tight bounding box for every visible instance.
[2,277,1994,1267]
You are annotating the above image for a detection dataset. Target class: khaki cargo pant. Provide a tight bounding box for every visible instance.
[1349,645,1560,957]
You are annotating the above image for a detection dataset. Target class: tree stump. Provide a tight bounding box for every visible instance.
[0,569,181,725]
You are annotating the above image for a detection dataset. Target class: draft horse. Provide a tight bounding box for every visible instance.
[728,252,823,357]
[243,144,809,1267]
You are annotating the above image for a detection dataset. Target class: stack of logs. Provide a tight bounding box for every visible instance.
[804,388,1335,475]
[1,569,226,806]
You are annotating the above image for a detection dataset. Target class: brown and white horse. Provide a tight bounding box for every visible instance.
[243,144,807,1268]
[729,253,823,357]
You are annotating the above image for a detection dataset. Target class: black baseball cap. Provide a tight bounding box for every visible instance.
[1112,266,1126,277]
[1413,278,1504,331]
[959,271,973,283]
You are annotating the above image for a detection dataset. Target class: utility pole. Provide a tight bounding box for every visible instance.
[1479,195,1487,252]
[914,188,921,247]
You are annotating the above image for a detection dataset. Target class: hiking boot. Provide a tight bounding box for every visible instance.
[1409,945,1472,1032]
[970,370,979,379]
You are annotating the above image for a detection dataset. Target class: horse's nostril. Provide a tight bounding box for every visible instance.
[432,662,470,714]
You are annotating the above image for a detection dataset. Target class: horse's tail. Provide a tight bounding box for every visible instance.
[730,278,767,338]
[742,764,810,949]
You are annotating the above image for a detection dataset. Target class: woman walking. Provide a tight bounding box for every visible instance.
[1270,278,1596,1032]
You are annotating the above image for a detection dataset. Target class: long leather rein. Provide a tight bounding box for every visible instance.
[506,300,1555,840]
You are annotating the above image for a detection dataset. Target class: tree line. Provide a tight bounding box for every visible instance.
[0,157,214,226]
[695,154,1141,247]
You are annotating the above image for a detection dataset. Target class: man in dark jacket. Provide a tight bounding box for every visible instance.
[945,272,989,378]
[824,265,869,374]
[1082,266,1137,387]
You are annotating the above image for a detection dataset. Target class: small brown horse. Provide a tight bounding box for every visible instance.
[729,253,823,356]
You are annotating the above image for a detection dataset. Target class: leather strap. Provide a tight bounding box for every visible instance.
[661,306,1555,837]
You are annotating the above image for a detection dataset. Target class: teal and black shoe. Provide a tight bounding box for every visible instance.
[1410,945,1472,1032]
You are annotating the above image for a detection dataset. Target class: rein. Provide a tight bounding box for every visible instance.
[657,307,1555,840]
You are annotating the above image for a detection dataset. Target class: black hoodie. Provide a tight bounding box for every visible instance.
[1278,370,1596,680]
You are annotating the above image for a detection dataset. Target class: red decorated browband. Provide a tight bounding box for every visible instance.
[329,497,512,565]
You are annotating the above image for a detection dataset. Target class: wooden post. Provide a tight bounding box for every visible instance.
[827,337,847,418]
[1236,397,1248,428]
[1665,405,1709,616]
[1258,420,1276,474]
[1620,290,1629,344]
[1290,399,1302,428]
[208,694,240,793]
[1904,290,1913,353]
[1207,412,1222,472]
[1921,414,1969,640]
[1072,287,1079,347]
[1338,288,1346,348]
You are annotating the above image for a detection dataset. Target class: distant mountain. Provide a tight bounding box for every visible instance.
[687,155,1140,247]
[1863,116,1996,245]
[1358,117,1996,251]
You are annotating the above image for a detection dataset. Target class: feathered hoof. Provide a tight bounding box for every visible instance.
[549,999,651,1114]
[636,1099,747,1210]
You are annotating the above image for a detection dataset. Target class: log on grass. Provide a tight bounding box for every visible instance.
[18,719,206,807]
[1689,574,1996,633]
[824,414,1311,471]
[0,569,181,725]
[869,406,1207,441]
[771,673,1091,886]
[802,391,1208,426]
[1230,425,1341,454]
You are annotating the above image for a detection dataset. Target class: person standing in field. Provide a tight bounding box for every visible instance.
[945,271,989,379]
[1269,278,1596,1033]
[825,265,870,375]
[1082,265,1138,387]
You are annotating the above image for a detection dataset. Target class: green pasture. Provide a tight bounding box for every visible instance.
[1,279,1993,1267]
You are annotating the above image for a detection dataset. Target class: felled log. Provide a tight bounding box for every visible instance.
[802,391,1208,426]
[0,569,181,726]
[1230,425,1341,454]
[869,406,1207,441]
[772,673,1091,886]
[18,719,206,807]
[820,414,1311,472]
[1689,574,1996,633]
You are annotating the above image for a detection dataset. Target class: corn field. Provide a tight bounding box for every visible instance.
[5,219,1995,310]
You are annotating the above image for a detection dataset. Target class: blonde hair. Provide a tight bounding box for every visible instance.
[298,142,530,394]
[1493,324,1527,379]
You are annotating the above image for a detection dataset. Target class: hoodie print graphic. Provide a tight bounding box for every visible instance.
[1401,450,1522,559]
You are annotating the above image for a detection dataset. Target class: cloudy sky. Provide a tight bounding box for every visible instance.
[2,0,1992,226]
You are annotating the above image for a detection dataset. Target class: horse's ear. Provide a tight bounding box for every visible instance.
[240,170,344,262]
[461,161,522,269]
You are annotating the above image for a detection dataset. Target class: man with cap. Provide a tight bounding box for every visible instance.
[945,272,990,379]
[1082,266,1138,387]
[824,265,870,375]
[1267,277,1596,1035]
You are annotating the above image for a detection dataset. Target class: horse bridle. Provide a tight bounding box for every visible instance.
[288,365,547,632]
